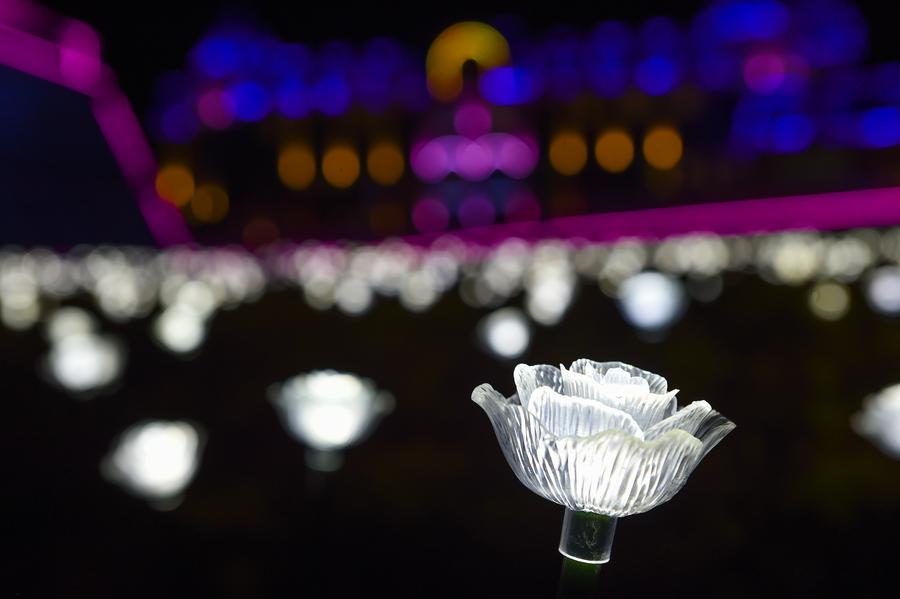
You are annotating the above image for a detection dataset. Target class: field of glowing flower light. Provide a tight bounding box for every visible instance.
[5,0,900,596]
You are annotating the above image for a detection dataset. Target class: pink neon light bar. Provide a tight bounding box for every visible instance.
[0,0,192,246]
[404,186,900,246]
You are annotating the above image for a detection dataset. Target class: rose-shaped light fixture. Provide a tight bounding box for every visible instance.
[853,383,900,458]
[270,370,394,471]
[472,359,734,572]
[101,420,204,510]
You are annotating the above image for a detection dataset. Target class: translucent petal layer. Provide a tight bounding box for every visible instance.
[556,429,703,516]
[559,365,677,431]
[694,413,736,459]
[527,386,643,439]
[514,363,564,408]
[473,385,721,517]
[472,384,570,505]
[643,400,713,440]
[569,359,669,394]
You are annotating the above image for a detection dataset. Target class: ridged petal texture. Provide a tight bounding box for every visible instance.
[475,359,735,517]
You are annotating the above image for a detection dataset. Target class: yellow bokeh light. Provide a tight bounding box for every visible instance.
[594,128,634,173]
[809,281,850,321]
[426,21,511,102]
[322,144,360,189]
[278,143,316,191]
[155,164,194,207]
[190,184,229,223]
[643,126,683,170]
[549,131,588,176]
[367,141,405,186]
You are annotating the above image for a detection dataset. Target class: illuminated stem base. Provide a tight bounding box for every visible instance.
[558,509,617,564]
[556,510,617,598]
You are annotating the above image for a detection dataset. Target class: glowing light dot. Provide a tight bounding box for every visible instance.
[809,281,850,321]
[549,131,588,176]
[155,165,195,207]
[366,142,405,186]
[643,126,683,170]
[595,128,634,173]
[190,184,229,223]
[278,144,316,190]
[243,217,280,248]
[412,198,449,233]
[322,144,360,189]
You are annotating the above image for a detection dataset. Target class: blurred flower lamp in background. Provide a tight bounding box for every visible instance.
[270,370,394,471]
[853,383,900,458]
[473,360,734,596]
[102,420,204,510]
[41,307,125,397]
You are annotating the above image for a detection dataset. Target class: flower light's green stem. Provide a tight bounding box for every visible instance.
[556,557,602,599]
[556,510,617,598]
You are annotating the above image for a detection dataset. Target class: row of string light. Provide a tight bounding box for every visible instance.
[4,228,900,358]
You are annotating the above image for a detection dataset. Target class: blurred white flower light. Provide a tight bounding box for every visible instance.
[478,307,530,359]
[808,281,850,321]
[271,370,393,471]
[853,383,900,459]
[45,332,124,394]
[102,420,203,507]
[761,234,822,285]
[526,245,575,325]
[152,306,207,354]
[0,270,40,330]
[45,307,96,343]
[617,271,686,332]
[334,277,374,315]
[865,266,900,315]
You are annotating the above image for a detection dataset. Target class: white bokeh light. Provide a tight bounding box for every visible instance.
[45,332,124,393]
[271,370,393,471]
[152,306,207,354]
[853,383,900,459]
[865,266,900,315]
[617,271,686,331]
[102,420,203,506]
[478,307,531,359]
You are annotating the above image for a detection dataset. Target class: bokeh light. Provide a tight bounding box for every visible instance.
[478,307,530,359]
[808,280,850,320]
[594,128,635,173]
[549,131,588,176]
[617,271,686,332]
[642,126,683,170]
[196,88,236,129]
[412,198,450,233]
[190,184,229,223]
[322,143,361,189]
[366,141,405,186]
[426,21,511,101]
[278,143,316,190]
[155,165,195,207]
[102,420,203,507]
[243,217,280,247]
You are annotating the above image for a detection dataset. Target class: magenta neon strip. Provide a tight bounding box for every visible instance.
[404,186,900,246]
[0,6,191,246]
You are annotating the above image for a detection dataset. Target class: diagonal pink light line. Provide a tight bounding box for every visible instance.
[404,186,900,246]
[0,14,191,247]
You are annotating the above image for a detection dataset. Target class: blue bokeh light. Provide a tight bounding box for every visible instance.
[635,55,679,96]
[193,35,243,78]
[859,107,900,148]
[479,66,536,105]
[705,1,790,43]
[769,114,815,152]
[230,80,271,122]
